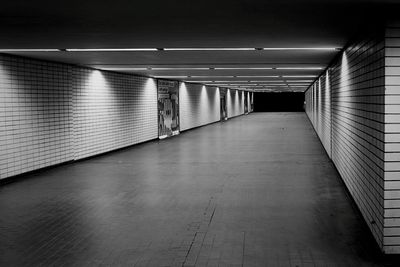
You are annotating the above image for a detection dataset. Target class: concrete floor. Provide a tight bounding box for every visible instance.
[0,112,399,266]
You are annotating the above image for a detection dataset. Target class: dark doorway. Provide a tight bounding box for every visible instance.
[254,92,305,112]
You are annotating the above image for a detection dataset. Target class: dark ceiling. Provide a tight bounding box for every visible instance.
[0,0,397,92]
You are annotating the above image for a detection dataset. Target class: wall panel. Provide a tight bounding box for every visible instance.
[179,83,220,131]
[227,89,244,118]
[0,55,73,179]
[72,69,158,160]
[306,36,389,252]
[383,26,400,253]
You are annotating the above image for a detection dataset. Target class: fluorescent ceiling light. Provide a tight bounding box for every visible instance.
[235,76,280,78]
[161,75,281,78]
[276,67,323,70]
[200,80,251,82]
[262,47,339,51]
[152,67,210,70]
[163,48,256,51]
[284,80,313,82]
[101,67,149,70]
[66,48,158,52]
[185,81,214,83]
[156,76,188,78]
[214,67,273,70]
[282,75,318,78]
[101,67,210,71]
[0,49,61,52]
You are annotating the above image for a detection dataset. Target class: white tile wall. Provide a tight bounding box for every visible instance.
[306,72,331,157]
[179,83,220,131]
[72,68,158,160]
[1,53,250,180]
[383,25,400,253]
[306,36,388,252]
[0,55,73,179]
[0,55,158,179]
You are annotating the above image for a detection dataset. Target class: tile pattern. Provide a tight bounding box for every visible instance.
[72,69,158,160]
[306,35,390,252]
[306,71,332,157]
[0,54,73,179]
[384,25,400,253]
[0,55,159,179]
[1,113,398,266]
[179,83,220,131]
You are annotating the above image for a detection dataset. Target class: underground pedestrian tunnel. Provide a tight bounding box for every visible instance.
[1,0,400,266]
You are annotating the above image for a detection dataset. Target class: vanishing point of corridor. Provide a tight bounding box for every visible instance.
[0,113,396,266]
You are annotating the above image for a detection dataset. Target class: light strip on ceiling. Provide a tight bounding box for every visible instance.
[100,67,322,71]
[282,75,318,78]
[276,67,323,70]
[235,76,280,78]
[262,47,339,51]
[0,49,61,52]
[158,75,281,78]
[214,67,273,70]
[283,80,313,82]
[66,48,159,52]
[163,48,256,51]
[102,67,211,71]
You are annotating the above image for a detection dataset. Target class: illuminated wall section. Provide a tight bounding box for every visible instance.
[179,83,220,131]
[306,36,388,252]
[72,69,158,160]
[306,71,331,157]
[227,89,244,118]
[0,54,73,179]
[247,91,252,113]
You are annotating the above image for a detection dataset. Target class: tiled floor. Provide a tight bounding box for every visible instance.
[1,113,399,266]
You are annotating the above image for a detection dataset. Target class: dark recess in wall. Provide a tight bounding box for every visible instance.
[254,92,305,112]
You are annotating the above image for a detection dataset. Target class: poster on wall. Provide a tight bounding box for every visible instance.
[244,91,249,114]
[220,88,228,121]
[158,80,180,139]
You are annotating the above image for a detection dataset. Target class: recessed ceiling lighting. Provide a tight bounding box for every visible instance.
[66,48,158,52]
[235,76,280,78]
[185,81,214,83]
[276,67,323,70]
[0,49,61,52]
[282,75,318,78]
[214,67,273,70]
[163,48,256,51]
[157,75,281,78]
[262,47,339,51]
[284,80,313,82]
[100,67,210,71]
[152,67,210,70]
[155,76,188,78]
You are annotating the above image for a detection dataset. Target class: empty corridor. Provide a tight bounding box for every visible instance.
[0,113,398,266]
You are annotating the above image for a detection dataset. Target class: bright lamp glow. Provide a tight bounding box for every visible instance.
[159,75,280,78]
[282,75,318,78]
[214,67,273,70]
[262,47,339,51]
[276,67,323,70]
[66,48,158,52]
[0,49,61,52]
[163,48,256,51]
